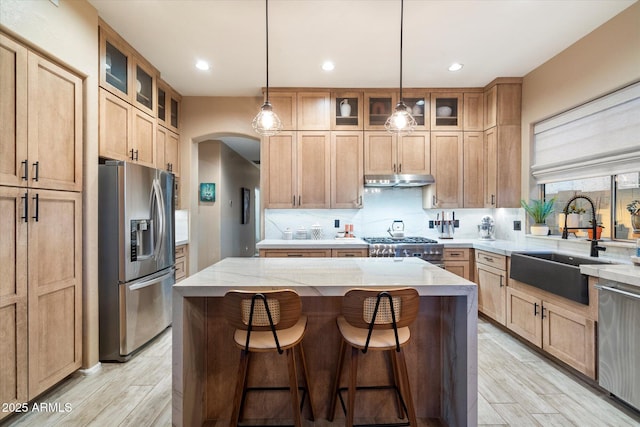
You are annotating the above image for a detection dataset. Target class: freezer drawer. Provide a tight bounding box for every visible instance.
[119,268,174,357]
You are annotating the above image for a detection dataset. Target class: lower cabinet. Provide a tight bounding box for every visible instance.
[475,250,507,325]
[443,248,473,281]
[175,244,188,282]
[506,285,597,379]
[331,248,368,257]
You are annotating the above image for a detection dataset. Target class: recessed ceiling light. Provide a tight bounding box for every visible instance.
[196,60,210,71]
[448,63,464,72]
[322,61,335,71]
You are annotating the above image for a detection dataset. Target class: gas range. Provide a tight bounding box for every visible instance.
[362,236,444,266]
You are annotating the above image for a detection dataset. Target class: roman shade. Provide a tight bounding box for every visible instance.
[531,81,640,183]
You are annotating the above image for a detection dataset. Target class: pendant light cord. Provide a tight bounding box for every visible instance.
[265,0,270,101]
[399,0,404,101]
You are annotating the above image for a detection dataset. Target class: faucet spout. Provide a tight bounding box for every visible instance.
[561,195,605,257]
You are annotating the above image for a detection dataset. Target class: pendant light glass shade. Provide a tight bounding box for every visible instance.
[386,0,416,134]
[253,0,282,137]
[252,101,282,136]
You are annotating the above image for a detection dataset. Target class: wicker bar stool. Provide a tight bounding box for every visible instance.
[223,289,315,427]
[328,287,420,427]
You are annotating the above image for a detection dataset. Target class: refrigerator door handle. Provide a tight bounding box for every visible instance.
[151,178,165,260]
[129,268,175,291]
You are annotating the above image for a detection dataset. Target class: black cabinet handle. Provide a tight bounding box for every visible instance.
[399,163,402,173]
[33,161,39,181]
[21,193,28,222]
[292,195,296,206]
[21,160,28,181]
[298,195,301,206]
[130,149,135,160]
[32,193,39,222]
[491,194,496,205]
[541,306,547,319]
[534,302,539,316]
[168,163,172,172]
[135,150,139,161]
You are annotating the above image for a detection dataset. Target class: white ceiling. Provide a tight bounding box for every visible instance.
[88,0,636,162]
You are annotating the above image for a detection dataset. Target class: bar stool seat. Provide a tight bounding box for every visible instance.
[223,289,315,427]
[329,287,419,427]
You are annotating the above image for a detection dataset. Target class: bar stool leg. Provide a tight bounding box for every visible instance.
[298,343,315,421]
[286,348,302,427]
[230,350,250,427]
[328,339,346,421]
[347,346,359,427]
[390,350,405,419]
[396,349,417,426]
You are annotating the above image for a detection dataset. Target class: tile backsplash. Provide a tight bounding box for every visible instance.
[264,187,524,241]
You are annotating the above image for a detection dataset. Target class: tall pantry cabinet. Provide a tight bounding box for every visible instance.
[0,33,83,417]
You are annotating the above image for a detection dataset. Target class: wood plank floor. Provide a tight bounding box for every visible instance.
[2,318,639,426]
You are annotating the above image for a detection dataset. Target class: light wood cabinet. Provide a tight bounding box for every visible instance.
[267,91,297,131]
[463,132,484,208]
[156,125,180,176]
[424,132,463,208]
[0,187,28,413]
[99,23,157,117]
[175,244,188,282]
[475,250,507,325]
[483,80,522,208]
[0,36,83,410]
[259,249,332,258]
[399,91,430,131]
[157,78,181,133]
[364,132,430,175]
[0,47,83,192]
[443,248,473,281]
[463,92,484,131]
[506,285,596,378]
[331,131,363,208]
[331,91,363,130]
[431,92,463,130]
[297,91,330,130]
[332,248,368,257]
[261,131,331,208]
[100,88,156,167]
[365,91,396,130]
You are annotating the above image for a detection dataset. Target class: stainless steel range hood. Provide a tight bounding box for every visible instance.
[364,174,435,187]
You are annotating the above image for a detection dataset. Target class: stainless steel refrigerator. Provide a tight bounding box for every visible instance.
[98,160,175,361]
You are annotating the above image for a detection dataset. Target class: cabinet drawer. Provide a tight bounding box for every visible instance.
[332,248,368,257]
[475,250,506,270]
[175,245,187,258]
[175,258,186,281]
[444,248,470,261]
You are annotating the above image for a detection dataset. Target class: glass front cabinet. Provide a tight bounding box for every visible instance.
[331,92,363,130]
[431,92,463,130]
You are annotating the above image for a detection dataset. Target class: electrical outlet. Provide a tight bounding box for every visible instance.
[514,220,521,231]
[429,220,434,229]
[334,219,340,228]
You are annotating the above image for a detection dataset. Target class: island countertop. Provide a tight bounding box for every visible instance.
[172,257,478,427]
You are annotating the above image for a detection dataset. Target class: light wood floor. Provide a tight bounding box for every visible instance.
[2,318,639,426]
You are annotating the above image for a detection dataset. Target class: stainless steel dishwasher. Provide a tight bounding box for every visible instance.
[596,281,640,411]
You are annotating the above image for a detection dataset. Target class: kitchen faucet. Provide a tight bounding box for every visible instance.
[561,195,606,257]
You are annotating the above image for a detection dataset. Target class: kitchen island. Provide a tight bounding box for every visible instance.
[172,257,478,426]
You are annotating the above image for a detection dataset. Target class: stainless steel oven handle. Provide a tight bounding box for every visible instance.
[595,284,640,300]
[129,268,175,291]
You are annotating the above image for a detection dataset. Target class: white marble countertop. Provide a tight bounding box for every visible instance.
[580,263,640,287]
[173,257,477,297]
[256,238,369,249]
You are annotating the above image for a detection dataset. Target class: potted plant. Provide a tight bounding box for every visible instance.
[521,198,556,236]
[587,219,605,239]
[627,200,640,232]
[559,201,586,230]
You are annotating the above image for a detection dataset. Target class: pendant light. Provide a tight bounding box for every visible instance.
[252,0,282,136]
[385,0,416,134]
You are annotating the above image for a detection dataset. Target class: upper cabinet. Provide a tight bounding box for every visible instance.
[431,92,463,130]
[463,92,484,131]
[158,78,181,133]
[297,91,330,130]
[267,91,297,131]
[400,91,430,131]
[365,91,396,130]
[331,91,363,130]
[99,23,158,117]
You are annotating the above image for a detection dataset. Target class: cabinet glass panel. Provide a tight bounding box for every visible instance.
[158,87,166,122]
[335,97,359,127]
[171,97,179,128]
[403,97,426,126]
[435,97,458,126]
[105,41,127,94]
[368,97,392,126]
[136,65,153,110]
